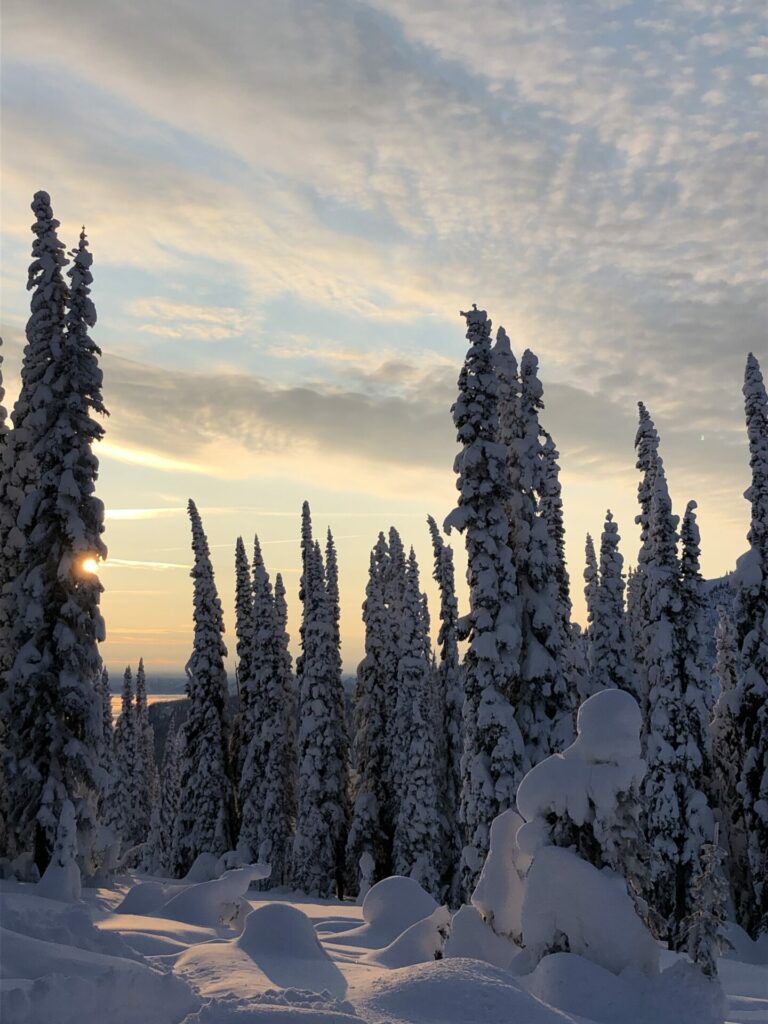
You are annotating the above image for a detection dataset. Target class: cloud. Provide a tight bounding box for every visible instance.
[126,297,253,340]
[106,557,189,571]
[0,0,762,579]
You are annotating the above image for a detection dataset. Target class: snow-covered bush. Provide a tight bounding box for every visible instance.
[516,689,657,975]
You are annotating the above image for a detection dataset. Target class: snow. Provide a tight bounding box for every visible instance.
[0,875,765,1024]
[365,906,451,968]
[152,864,271,927]
[470,807,526,941]
[331,875,438,948]
[526,952,725,1024]
[443,905,516,968]
[353,957,576,1024]
[522,844,660,976]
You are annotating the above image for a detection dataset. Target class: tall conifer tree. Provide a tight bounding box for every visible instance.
[591,512,636,697]
[731,354,768,936]
[174,500,233,874]
[292,510,350,897]
[5,225,106,875]
[347,537,392,891]
[445,307,523,897]
[427,515,463,901]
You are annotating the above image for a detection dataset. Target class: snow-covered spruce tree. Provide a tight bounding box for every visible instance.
[678,501,714,771]
[393,664,442,898]
[292,520,350,897]
[590,512,636,698]
[583,533,599,654]
[158,724,183,875]
[347,537,392,892]
[173,500,233,875]
[382,526,407,797]
[581,536,602,696]
[237,534,274,855]
[239,534,297,885]
[112,667,142,849]
[631,402,661,711]
[684,829,732,979]
[234,537,254,695]
[0,341,11,859]
[539,429,589,707]
[142,718,184,875]
[296,500,314,682]
[626,566,642,673]
[0,195,70,699]
[4,227,106,876]
[642,461,713,947]
[507,346,574,764]
[134,657,158,838]
[258,565,298,886]
[326,529,342,674]
[391,549,431,797]
[273,572,291,673]
[732,353,768,937]
[272,570,297,797]
[427,515,464,902]
[445,307,524,899]
[539,430,570,625]
[391,548,441,894]
[95,667,114,817]
[710,607,750,915]
[231,536,254,782]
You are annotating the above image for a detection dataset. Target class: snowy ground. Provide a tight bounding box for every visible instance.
[1,871,767,1024]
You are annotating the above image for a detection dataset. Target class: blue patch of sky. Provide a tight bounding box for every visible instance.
[0,60,254,183]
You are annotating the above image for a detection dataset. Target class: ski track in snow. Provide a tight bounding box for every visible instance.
[1,875,766,1024]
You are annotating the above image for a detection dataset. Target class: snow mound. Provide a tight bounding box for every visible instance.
[444,905,516,969]
[176,905,348,1000]
[525,952,724,1024]
[0,891,137,961]
[522,846,658,976]
[471,808,526,940]
[236,904,348,997]
[180,989,364,1023]
[1,927,199,1024]
[366,907,450,968]
[330,876,437,949]
[181,848,264,884]
[182,853,222,883]
[723,922,768,966]
[238,904,328,961]
[35,856,81,903]
[116,880,171,915]
[153,865,270,928]
[355,957,580,1024]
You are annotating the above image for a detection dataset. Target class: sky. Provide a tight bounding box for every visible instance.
[1,0,765,677]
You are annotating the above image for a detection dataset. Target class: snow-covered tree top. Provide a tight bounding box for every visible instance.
[460,303,487,325]
[0,336,7,437]
[681,500,702,580]
[15,191,70,434]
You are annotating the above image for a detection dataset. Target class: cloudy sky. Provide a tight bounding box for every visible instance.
[1,0,765,675]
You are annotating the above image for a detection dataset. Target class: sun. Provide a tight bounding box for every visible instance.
[81,556,100,575]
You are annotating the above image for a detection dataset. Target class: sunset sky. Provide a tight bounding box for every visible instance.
[1,0,765,676]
